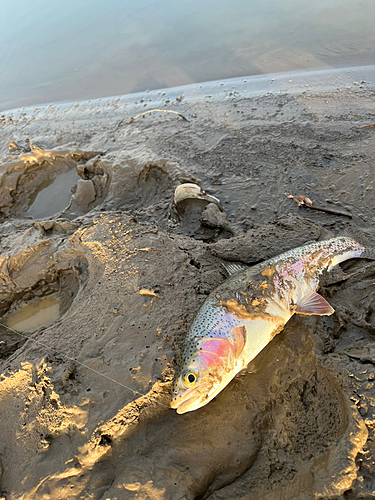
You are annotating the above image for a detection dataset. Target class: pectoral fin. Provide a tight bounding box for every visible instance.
[295,291,334,316]
[198,338,234,368]
[230,326,246,357]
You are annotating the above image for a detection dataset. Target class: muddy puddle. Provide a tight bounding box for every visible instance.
[3,269,81,335]
[5,295,61,333]
[0,142,108,221]
[25,168,80,219]
[0,67,374,499]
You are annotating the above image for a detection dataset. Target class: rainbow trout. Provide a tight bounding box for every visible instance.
[171,237,374,414]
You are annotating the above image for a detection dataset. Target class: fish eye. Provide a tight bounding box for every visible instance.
[183,371,197,387]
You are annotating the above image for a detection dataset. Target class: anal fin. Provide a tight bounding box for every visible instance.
[295,291,334,316]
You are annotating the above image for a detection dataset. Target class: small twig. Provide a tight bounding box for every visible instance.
[212,173,223,185]
[357,124,375,129]
[117,109,188,128]
[284,192,352,218]
[304,204,352,218]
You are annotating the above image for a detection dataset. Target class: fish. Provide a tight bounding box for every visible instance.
[171,236,374,414]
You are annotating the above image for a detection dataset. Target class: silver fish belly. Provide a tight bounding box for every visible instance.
[171,236,371,414]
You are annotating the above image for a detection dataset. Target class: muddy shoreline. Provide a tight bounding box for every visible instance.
[0,68,375,499]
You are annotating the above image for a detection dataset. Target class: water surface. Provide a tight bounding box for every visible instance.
[25,167,79,219]
[1,0,375,111]
[6,296,60,333]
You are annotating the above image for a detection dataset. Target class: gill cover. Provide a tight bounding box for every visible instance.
[171,326,247,413]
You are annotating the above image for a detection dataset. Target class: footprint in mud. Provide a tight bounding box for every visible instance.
[2,269,80,334]
[137,164,174,205]
[0,140,109,221]
[108,161,176,228]
[0,239,88,361]
[114,162,175,224]
[6,295,61,333]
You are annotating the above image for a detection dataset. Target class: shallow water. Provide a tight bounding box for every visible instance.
[26,167,79,219]
[1,0,375,111]
[5,295,60,333]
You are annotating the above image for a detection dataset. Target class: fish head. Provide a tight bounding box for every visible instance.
[171,328,246,414]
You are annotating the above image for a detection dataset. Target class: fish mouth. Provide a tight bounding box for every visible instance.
[170,383,223,414]
[170,385,212,414]
[170,395,198,414]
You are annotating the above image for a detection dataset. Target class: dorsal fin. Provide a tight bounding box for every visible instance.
[222,262,249,276]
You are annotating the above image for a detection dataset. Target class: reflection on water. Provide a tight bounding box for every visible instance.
[26,168,79,219]
[1,0,375,110]
[5,296,60,333]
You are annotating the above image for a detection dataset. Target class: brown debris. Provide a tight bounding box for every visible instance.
[297,194,313,206]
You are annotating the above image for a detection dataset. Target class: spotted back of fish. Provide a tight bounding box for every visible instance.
[249,236,365,277]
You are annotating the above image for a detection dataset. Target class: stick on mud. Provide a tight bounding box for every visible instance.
[284,192,353,219]
[117,109,188,128]
[357,124,375,129]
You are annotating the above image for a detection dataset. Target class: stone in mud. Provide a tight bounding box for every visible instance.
[40,220,55,231]
[171,183,234,242]
[73,179,96,207]
[200,202,235,233]
[34,219,79,236]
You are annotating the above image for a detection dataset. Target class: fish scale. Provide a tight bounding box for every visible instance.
[171,236,374,414]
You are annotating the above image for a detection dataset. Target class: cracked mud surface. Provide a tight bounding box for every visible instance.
[0,74,375,499]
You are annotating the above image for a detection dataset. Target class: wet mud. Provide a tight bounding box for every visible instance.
[0,142,108,221]
[0,71,375,499]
